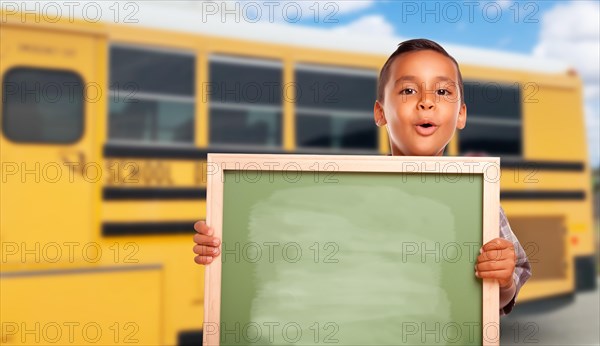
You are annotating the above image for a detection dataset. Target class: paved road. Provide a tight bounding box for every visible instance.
[500,280,600,345]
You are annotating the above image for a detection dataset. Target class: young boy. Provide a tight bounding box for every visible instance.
[193,38,531,315]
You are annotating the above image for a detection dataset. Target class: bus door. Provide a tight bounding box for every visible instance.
[1,23,162,345]
[0,24,98,264]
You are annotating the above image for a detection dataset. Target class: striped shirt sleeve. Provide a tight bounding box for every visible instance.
[499,206,532,315]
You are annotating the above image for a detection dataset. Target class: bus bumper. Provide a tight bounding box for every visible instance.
[178,330,203,345]
[576,255,598,291]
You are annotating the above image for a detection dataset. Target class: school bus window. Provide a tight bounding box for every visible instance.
[459,81,522,156]
[2,68,84,144]
[209,55,283,147]
[295,65,377,151]
[297,113,376,150]
[459,120,521,155]
[110,46,195,96]
[210,107,282,146]
[109,100,194,143]
[108,46,195,144]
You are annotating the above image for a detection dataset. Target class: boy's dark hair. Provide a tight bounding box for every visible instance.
[377,38,464,105]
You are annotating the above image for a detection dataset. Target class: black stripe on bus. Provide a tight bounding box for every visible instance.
[501,159,584,171]
[104,144,585,172]
[501,190,585,200]
[102,221,196,236]
[103,144,287,159]
[103,187,206,200]
[103,187,585,202]
[1,264,162,279]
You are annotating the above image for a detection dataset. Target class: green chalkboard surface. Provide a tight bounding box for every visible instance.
[204,155,500,346]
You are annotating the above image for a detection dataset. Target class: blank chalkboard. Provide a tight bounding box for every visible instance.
[204,154,499,346]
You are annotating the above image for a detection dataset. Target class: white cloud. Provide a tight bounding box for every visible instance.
[248,0,376,16]
[236,0,375,23]
[585,100,600,168]
[331,14,395,37]
[150,0,375,24]
[533,2,599,86]
[533,1,600,167]
[272,0,376,15]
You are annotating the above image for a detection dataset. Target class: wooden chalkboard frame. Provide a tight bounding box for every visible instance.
[204,154,500,346]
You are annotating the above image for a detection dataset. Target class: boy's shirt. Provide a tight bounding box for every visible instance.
[499,206,532,315]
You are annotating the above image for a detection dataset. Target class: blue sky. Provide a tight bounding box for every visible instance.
[291,1,568,53]
[310,1,557,53]
[347,1,552,53]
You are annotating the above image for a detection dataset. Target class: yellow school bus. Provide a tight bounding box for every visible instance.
[0,4,595,345]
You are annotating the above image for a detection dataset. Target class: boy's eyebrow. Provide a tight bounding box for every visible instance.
[433,76,456,83]
[394,75,417,87]
[393,75,457,87]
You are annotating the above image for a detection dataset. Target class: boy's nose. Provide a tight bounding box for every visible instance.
[418,93,435,110]
[418,100,435,110]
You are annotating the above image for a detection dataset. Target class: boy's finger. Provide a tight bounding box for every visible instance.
[193,233,221,246]
[481,238,512,252]
[193,220,214,236]
[476,259,511,272]
[477,250,502,262]
[475,269,509,279]
[477,249,512,263]
[193,220,204,232]
[194,255,214,265]
[193,245,221,256]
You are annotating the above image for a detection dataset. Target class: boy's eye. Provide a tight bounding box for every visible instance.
[436,89,451,96]
[400,88,416,95]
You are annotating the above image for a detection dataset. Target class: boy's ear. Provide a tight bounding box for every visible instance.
[374,100,387,127]
[456,103,467,130]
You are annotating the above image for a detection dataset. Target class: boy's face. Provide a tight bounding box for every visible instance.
[374,50,467,156]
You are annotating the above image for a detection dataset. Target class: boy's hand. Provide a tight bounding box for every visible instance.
[193,221,221,265]
[475,238,516,288]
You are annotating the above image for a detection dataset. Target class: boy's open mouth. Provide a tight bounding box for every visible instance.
[416,121,437,128]
[415,121,438,136]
